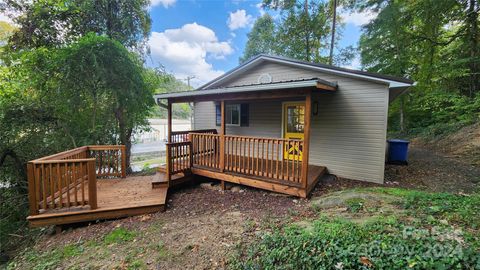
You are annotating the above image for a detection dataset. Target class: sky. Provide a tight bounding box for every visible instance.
[147,0,376,87]
[0,0,377,88]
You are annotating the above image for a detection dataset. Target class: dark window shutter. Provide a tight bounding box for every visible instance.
[240,103,249,127]
[215,104,221,126]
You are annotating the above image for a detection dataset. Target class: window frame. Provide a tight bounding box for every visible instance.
[226,104,241,126]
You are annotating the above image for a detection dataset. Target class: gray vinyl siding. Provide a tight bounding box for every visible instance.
[193,101,217,130]
[194,61,389,183]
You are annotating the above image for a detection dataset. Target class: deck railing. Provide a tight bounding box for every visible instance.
[27,145,126,215]
[170,129,217,143]
[166,141,192,180]
[190,133,220,169]
[186,133,304,185]
[224,135,303,184]
[88,145,126,178]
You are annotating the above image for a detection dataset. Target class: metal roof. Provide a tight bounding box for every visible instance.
[199,54,414,90]
[154,78,334,100]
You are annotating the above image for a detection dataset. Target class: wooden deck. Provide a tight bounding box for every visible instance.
[192,163,325,198]
[27,175,168,227]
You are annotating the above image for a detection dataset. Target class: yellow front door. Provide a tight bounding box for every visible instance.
[283,102,305,161]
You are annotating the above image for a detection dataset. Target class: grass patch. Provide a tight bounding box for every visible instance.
[8,244,84,270]
[232,188,480,269]
[367,187,480,228]
[104,227,136,244]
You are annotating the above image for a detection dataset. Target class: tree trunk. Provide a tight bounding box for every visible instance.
[399,95,405,133]
[467,0,479,98]
[304,0,310,61]
[329,0,337,65]
[115,107,132,174]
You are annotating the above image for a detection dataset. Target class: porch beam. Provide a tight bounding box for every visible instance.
[167,100,172,143]
[168,88,315,104]
[301,91,312,189]
[166,100,172,182]
[219,100,226,172]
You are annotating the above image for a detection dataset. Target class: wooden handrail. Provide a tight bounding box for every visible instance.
[32,146,89,161]
[170,129,218,143]
[27,145,126,216]
[166,141,192,182]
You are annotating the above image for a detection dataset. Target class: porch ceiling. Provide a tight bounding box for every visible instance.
[154,78,337,104]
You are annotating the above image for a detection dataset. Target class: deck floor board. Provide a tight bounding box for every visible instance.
[28,175,167,227]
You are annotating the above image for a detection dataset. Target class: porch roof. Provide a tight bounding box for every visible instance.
[154,78,337,103]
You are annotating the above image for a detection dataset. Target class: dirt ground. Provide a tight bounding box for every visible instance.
[9,141,480,269]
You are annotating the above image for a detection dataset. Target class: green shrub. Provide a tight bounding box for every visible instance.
[231,217,480,270]
[388,90,480,138]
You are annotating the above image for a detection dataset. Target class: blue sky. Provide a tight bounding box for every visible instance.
[147,0,376,87]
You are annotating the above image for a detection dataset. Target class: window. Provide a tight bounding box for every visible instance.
[215,103,249,127]
[226,104,240,126]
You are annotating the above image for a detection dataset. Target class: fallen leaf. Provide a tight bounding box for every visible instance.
[360,256,373,267]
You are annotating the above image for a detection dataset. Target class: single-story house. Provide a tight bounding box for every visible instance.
[154,54,414,197]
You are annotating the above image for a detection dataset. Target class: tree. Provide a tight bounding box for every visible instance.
[357,0,480,135]
[1,0,151,52]
[240,14,276,63]
[58,34,154,172]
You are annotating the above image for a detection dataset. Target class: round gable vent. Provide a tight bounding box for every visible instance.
[257,73,272,84]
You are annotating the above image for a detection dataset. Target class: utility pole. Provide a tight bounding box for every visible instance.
[184,75,195,89]
[182,75,196,129]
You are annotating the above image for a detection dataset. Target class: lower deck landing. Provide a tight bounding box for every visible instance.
[27,175,167,227]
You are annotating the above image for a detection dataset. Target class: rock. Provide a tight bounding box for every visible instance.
[231,186,242,192]
[200,182,214,189]
[200,182,220,190]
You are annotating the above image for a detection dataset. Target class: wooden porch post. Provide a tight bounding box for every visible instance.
[27,163,38,215]
[167,100,172,143]
[302,92,312,189]
[166,99,172,182]
[87,159,98,210]
[219,100,226,173]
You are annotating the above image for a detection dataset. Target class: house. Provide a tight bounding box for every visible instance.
[25,55,413,227]
[154,55,414,197]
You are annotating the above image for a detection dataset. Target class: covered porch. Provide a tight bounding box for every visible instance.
[156,78,337,197]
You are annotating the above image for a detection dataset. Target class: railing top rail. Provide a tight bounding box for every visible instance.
[30,158,96,164]
[222,134,304,142]
[166,141,192,146]
[32,146,89,162]
[88,145,125,151]
[171,129,217,134]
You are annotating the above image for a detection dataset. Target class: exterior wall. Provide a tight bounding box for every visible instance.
[194,61,390,183]
[193,101,217,130]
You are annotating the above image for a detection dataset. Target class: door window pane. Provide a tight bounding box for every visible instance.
[286,105,304,133]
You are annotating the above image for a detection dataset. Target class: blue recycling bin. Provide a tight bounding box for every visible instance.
[387,139,409,164]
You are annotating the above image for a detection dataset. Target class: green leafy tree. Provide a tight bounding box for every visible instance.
[1,0,151,52]
[243,0,354,65]
[240,14,277,63]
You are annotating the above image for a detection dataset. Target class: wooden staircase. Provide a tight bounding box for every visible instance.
[151,165,193,189]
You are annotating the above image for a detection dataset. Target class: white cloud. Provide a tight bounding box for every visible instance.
[148,23,233,87]
[340,8,377,26]
[227,9,253,30]
[150,0,176,8]
[0,12,13,24]
[256,3,266,16]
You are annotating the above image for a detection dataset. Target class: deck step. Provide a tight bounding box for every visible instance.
[151,172,169,189]
[152,171,194,189]
[157,165,167,173]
